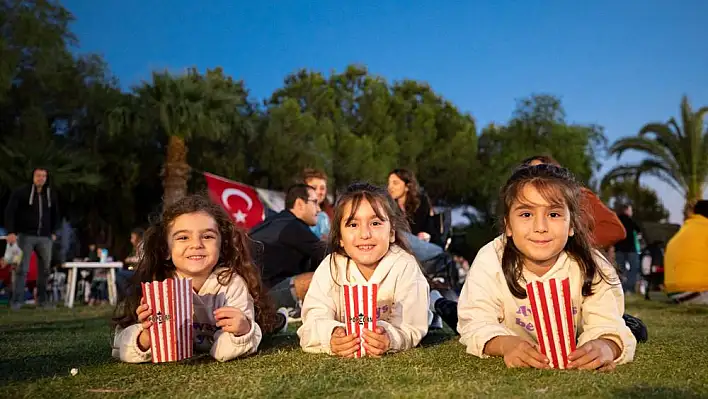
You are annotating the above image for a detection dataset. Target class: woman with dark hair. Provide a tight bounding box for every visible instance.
[387,169,437,244]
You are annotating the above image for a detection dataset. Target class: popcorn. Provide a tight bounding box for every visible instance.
[343,284,378,358]
[526,278,577,369]
[141,278,193,363]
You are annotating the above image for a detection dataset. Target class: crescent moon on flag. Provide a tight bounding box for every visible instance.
[221,188,253,211]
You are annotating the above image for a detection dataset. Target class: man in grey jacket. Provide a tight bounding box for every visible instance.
[4,168,60,310]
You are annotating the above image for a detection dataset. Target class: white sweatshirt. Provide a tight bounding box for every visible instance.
[112,268,262,363]
[458,236,636,364]
[298,245,430,354]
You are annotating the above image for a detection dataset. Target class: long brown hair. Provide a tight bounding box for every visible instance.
[113,194,278,333]
[499,164,615,299]
[328,182,412,283]
[389,168,424,218]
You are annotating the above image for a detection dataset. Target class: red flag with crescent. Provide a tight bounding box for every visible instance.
[203,172,265,228]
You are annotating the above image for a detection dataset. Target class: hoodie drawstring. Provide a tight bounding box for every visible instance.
[28,185,51,207]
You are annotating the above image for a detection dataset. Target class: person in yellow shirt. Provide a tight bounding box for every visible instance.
[664,200,708,305]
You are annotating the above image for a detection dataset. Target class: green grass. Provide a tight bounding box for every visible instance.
[1,296,707,398]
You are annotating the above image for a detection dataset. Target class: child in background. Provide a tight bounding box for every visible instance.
[112,195,278,363]
[48,266,66,303]
[89,245,109,306]
[457,164,636,370]
[298,183,430,357]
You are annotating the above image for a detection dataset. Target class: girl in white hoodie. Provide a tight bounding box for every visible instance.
[112,195,277,363]
[457,164,636,370]
[298,183,430,357]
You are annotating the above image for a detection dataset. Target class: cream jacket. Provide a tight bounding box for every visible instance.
[458,236,636,364]
[298,246,430,354]
[112,269,262,363]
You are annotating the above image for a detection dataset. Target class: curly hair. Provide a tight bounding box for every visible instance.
[112,194,278,333]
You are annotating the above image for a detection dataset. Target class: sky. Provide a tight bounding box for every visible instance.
[63,0,708,224]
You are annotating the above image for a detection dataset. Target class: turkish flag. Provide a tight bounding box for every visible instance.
[203,172,265,229]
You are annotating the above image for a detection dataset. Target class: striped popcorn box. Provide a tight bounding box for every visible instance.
[343,284,378,358]
[141,278,194,363]
[526,278,576,369]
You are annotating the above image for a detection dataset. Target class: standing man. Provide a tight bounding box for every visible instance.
[615,204,643,294]
[4,168,60,310]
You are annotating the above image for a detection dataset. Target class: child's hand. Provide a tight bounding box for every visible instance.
[568,339,619,371]
[362,327,390,357]
[501,336,550,369]
[214,307,251,336]
[136,297,152,351]
[330,327,360,358]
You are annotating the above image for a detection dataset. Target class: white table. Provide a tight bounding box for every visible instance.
[62,262,123,308]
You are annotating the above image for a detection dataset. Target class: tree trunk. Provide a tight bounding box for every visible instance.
[162,135,191,207]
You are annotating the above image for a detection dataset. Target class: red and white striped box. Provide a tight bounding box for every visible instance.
[526,278,576,369]
[141,278,194,363]
[343,284,378,358]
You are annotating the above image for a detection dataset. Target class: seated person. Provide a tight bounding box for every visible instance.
[117,228,144,301]
[302,168,333,240]
[387,169,440,245]
[664,200,708,304]
[249,184,327,315]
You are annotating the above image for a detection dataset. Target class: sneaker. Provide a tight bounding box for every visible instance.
[429,290,443,314]
[10,302,22,311]
[428,290,444,329]
[285,306,302,323]
[623,313,648,343]
[429,313,443,330]
[274,308,289,334]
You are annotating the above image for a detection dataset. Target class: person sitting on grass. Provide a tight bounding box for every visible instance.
[298,183,430,357]
[112,195,282,363]
[664,200,708,305]
[249,184,327,319]
[456,165,635,370]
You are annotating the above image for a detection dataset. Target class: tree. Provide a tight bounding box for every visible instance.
[472,94,607,219]
[390,80,477,203]
[600,177,670,223]
[256,65,399,190]
[604,96,708,208]
[111,68,250,206]
[462,94,607,254]
[0,0,76,101]
[255,64,478,202]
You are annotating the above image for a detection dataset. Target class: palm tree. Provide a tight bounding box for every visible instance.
[0,133,103,200]
[110,68,242,206]
[603,96,708,210]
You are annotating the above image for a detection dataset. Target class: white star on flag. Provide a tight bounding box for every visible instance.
[234,210,247,223]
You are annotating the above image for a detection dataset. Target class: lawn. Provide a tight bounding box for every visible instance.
[1,296,707,398]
